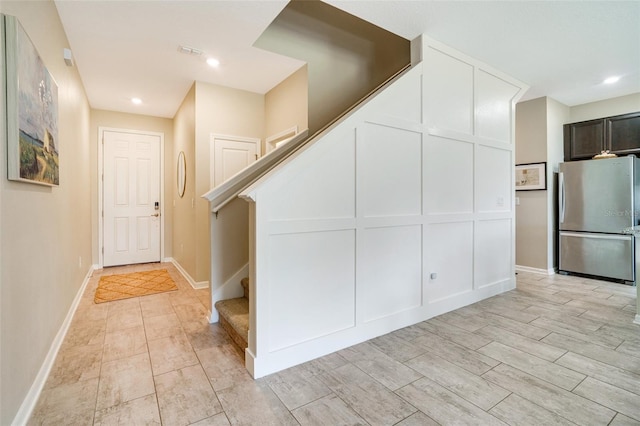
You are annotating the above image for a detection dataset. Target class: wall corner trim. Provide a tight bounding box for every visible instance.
[12,265,97,425]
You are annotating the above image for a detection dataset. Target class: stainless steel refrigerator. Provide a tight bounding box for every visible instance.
[559,156,640,283]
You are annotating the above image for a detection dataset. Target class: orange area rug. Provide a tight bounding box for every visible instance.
[94,269,178,303]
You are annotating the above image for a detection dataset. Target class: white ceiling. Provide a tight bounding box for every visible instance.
[55,0,640,119]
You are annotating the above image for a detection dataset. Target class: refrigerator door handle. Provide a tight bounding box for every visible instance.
[559,172,565,224]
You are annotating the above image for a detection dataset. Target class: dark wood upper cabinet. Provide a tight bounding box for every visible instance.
[564,119,605,160]
[607,112,640,155]
[564,111,640,161]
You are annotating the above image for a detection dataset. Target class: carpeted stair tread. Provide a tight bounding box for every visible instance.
[215,297,249,347]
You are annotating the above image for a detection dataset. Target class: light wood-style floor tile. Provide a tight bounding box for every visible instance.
[412,331,499,376]
[573,377,640,422]
[28,263,638,426]
[338,342,423,390]
[489,393,576,426]
[477,325,566,362]
[419,318,493,350]
[610,413,640,426]
[478,341,586,391]
[265,365,332,410]
[320,364,417,426]
[543,332,640,375]
[396,377,507,425]
[483,364,616,425]
[405,351,510,410]
[290,394,368,426]
[369,332,426,362]
[555,352,640,396]
[216,380,299,426]
[476,312,551,340]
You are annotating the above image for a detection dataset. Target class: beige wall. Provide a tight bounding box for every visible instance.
[265,65,309,149]
[89,109,174,265]
[170,82,265,286]
[172,85,197,280]
[515,97,549,270]
[256,0,410,135]
[0,2,92,424]
[569,92,640,123]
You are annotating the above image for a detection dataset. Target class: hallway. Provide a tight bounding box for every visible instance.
[29,264,640,425]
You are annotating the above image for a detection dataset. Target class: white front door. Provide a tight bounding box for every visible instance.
[103,130,161,267]
[211,135,260,188]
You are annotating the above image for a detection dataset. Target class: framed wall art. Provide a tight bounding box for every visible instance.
[515,162,546,191]
[3,14,59,186]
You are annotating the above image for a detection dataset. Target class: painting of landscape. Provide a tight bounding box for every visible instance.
[14,19,59,185]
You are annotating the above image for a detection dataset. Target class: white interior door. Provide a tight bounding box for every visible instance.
[211,135,260,188]
[103,130,161,267]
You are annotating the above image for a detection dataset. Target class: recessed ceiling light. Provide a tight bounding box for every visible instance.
[206,57,220,68]
[603,76,620,84]
[131,97,142,105]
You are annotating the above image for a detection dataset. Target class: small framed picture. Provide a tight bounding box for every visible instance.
[515,162,546,191]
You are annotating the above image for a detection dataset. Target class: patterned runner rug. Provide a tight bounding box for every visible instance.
[94,269,178,303]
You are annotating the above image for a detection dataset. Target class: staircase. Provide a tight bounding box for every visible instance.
[214,278,249,356]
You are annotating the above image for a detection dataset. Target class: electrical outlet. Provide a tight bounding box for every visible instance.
[497,196,504,207]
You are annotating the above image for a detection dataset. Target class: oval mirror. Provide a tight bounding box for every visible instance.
[177,151,186,198]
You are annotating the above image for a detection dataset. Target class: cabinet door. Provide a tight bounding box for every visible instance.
[564,119,605,161]
[607,112,640,156]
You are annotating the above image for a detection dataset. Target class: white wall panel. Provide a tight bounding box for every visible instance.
[267,131,356,221]
[475,219,512,287]
[360,225,422,322]
[425,135,474,214]
[426,221,474,302]
[239,35,526,379]
[423,47,473,134]
[361,124,422,217]
[267,230,356,351]
[476,145,511,213]
[475,70,520,143]
[373,67,422,124]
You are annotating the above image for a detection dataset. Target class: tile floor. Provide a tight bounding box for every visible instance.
[29,263,640,425]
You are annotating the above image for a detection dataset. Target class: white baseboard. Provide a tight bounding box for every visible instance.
[209,263,249,323]
[12,265,97,426]
[515,265,556,275]
[168,258,209,289]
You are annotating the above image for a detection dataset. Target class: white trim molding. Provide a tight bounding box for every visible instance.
[515,265,556,275]
[168,257,208,289]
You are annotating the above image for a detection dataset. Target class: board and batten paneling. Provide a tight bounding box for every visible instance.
[240,36,527,378]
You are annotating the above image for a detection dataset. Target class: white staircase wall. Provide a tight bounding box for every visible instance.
[241,36,528,378]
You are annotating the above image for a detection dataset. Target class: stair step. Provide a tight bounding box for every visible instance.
[241,277,249,299]
[215,297,249,354]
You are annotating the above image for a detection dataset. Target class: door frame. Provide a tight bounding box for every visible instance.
[210,133,261,189]
[98,127,165,268]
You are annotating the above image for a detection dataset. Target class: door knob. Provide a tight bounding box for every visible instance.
[151,213,160,217]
